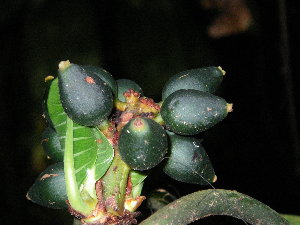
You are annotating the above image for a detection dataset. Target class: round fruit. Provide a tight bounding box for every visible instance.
[81,65,117,96]
[162,66,225,100]
[26,162,67,209]
[161,89,231,135]
[58,61,113,126]
[117,79,143,102]
[119,118,168,170]
[41,127,63,162]
[163,132,216,185]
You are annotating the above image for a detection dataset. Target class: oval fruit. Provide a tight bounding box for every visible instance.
[58,61,113,126]
[163,132,216,185]
[161,89,232,135]
[117,79,143,102]
[41,127,63,162]
[162,66,225,100]
[119,118,168,170]
[81,65,117,96]
[26,162,67,209]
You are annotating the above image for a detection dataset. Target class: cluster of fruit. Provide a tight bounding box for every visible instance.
[27,60,231,222]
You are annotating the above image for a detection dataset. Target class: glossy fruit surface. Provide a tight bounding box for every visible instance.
[161,89,230,135]
[162,66,224,100]
[27,162,67,209]
[41,127,63,162]
[58,62,113,126]
[81,65,117,96]
[119,118,168,170]
[117,79,143,102]
[163,132,215,185]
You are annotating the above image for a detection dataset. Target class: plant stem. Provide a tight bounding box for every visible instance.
[64,117,92,216]
[140,189,290,225]
[101,151,131,215]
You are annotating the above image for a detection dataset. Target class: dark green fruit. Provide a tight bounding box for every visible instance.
[161,89,232,135]
[119,118,168,170]
[26,162,67,209]
[58,61,113,126]
[163,132,216,185]
[162,66,225,100]
[117,79,143,102]
[81,65,117,96]
[41,127,63,162]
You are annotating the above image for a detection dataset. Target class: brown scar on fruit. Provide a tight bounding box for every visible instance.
[40,173,58,180]
[85,76,96,84]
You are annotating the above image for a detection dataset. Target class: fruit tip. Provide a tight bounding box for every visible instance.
[58,60,71,71]
[213,175,217,183]
[226,103,233,112]
[218,66,226,76]
[44,75,54,82]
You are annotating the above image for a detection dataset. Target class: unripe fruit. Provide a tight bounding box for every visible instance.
[41,127,63,162]
[161,89,232,135]
[26,162,67,209]
[117,79,143,102]
[119,118,168,170]
[58,61,113,126]
[163,132,216,185]
[162,66,225,100]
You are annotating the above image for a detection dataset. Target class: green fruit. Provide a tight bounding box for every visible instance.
[117,79,143,102]
[27,162,67,209]
[81,65,117,96]
[163,132,216,185]
[161,89,231,135]
[119,118,168,170]
[162,66,225,100]
[41,127,63,162]
[58,62,113,126]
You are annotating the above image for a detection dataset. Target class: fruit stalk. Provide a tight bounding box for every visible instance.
[101,151,131,216]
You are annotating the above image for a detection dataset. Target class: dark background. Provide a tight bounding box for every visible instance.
[0,0,299,224]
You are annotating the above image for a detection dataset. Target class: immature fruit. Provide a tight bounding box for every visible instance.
[41,127,63,162]
[163,132,216,185]
[26,162,67,209]
[81,65,117,96]
[117,79,143,102]
[58,61,113,126]
[162,66,225,100]
[161,89,232,135]
[119,118,168,170]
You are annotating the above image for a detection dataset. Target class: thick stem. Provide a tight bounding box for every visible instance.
[101,151,131,216]
[140,189,289,225]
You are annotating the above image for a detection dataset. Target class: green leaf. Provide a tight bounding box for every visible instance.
[130,170,148,187]
[140,189,290,225]
[281,214,300,225]
[45,78,98,187]
[93,128,114,181]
